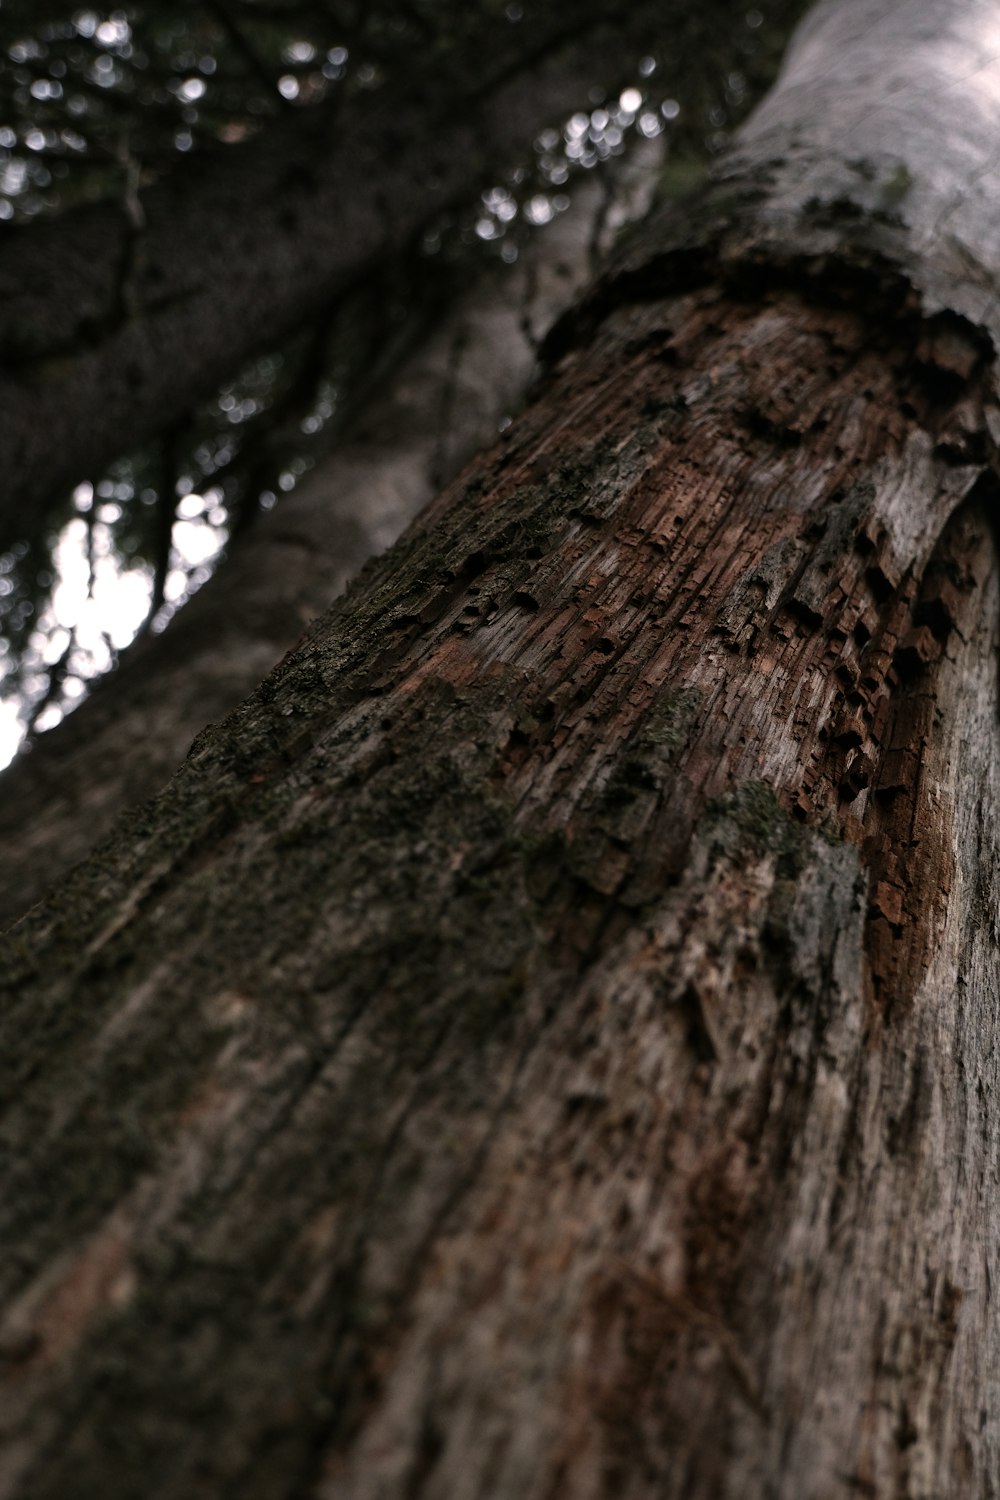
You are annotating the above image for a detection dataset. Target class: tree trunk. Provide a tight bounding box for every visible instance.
[4,2,1000,1496]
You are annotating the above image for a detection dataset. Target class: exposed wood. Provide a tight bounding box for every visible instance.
[3,2,1000,1495]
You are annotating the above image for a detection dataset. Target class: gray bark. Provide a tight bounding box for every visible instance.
[603,0,1000,349]
[0,144,661,928]
[3,2,1000,1496]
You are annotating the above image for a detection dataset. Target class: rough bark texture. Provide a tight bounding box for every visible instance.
[4,2,1000,1496]
[0,147,661,928]
[0,0,689,554]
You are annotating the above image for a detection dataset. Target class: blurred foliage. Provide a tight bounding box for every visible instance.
[0,0,806,738]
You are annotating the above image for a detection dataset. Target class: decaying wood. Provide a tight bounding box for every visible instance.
[3,1,1000,1495]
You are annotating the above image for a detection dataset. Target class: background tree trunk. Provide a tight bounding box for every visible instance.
[0,147,661,929]
[0,0,691,555]
[4,2,1000,1496]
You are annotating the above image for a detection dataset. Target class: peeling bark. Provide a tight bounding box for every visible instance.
[3,2,1000,1496]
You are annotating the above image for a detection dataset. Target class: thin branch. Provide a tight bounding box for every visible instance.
[24,627,77,738]
[141,426,184,634]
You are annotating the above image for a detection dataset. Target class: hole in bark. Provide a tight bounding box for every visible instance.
[564,1089,609,1116]
[409,1414,445,1492]
[735,943,758,973]
[624,328,676,359]
[891,641,928,681]
[865,565,894,603]
[913,359,965,405]
[784,596,823,629]
[853,620,872,646]
[842,750,873,795]
[743,406,802,447]
[914,595,956,641]
[617,760,657,792]
[934,436,985,466]
[679,985,718,1064]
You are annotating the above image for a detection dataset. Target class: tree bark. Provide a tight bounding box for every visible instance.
[0,147,661,928]
[4,2,1000,1496]
[0,0,696,554]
